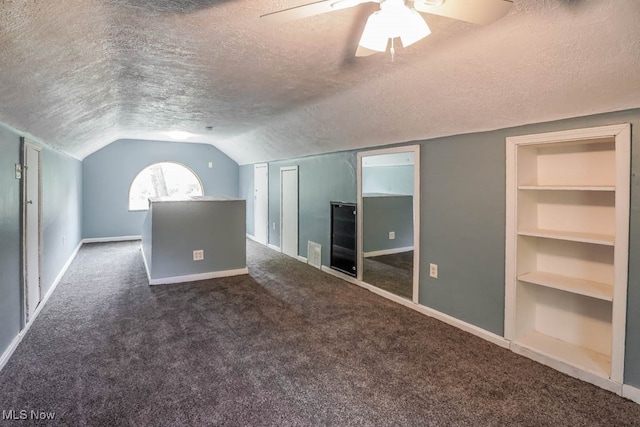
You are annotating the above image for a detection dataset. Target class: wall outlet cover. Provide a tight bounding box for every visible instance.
[389,231,395,240]
[429,263,438,279]
[193,250,204,261]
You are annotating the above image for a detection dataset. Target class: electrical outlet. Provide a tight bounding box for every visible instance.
[429,263,438,279]
[389,231,395,240]
[273,222,276,230]
[208,161,213,168]
[193,250,204,261]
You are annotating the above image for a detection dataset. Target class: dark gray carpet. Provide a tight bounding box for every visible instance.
[1,240,639,426]
[363,251,413,299]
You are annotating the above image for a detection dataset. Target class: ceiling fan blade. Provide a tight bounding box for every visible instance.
[261,0,377,24]
[413,0,513,25]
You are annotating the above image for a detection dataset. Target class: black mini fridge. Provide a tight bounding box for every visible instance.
[330,202,357,277]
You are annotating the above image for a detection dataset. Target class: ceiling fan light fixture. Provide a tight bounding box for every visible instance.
[359,11,391,52]
[400,9,431,47]
[358,0,431,53]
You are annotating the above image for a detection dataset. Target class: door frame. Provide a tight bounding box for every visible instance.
[21,138,43,326]
[357,145,420,303]
[253,163,269,245]
[280,166,299,258]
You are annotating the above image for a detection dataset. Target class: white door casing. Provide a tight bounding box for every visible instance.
[280,166,299,258]
[254,163,269,245]
[357,145,421,303]
[23,140,42,323]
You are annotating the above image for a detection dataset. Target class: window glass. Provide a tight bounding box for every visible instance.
[129,162,203,211]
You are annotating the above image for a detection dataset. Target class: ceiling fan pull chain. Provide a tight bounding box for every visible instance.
[390,38,395,62]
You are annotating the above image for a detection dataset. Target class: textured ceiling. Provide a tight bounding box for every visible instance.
[1,0,639,164]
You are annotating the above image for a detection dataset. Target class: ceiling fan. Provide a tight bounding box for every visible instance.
[261,0,513,58]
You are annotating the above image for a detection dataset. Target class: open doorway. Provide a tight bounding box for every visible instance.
[357,146,420,302]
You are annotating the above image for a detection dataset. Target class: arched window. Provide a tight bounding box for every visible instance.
[129,162,204,211]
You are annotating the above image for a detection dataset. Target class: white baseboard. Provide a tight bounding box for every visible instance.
[363,246,414,258]
[0,239,83,373]
[623,384,640,404]
[321,265,360,285]
[83,235,141,243]
[148,267,249,285]
[50,240,83,291]
[413,303,510,349]
[0,334,21,373]
[297,255,308,263]
[320,265,510,350]
[267,244,281,252]
[510,342,622,394]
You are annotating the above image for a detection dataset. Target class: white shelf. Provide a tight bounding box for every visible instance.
[514,331,611,379]
[518,185,615,192]
[518,228,614,246]
[517,271,613,301]
[507,124,630,388]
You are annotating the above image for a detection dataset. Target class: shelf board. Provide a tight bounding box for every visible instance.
[514,331,611,379]
[518,228,614,246]
[517,271,613,301]
[518,185,615,192]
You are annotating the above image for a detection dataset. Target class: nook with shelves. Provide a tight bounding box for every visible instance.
[505,124,630,392]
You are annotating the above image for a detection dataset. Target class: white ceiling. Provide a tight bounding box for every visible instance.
[1,0,639,165]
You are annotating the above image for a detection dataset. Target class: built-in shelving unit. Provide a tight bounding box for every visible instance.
[505,124,630,391]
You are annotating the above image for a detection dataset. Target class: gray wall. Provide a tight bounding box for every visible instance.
[267,152,357,264]
[0,123,82,362]
[145,199,246,279]
[82,139,239,239]
[362,165,413,195]
[239,165,254,236]
[420,108,640,387]
[42,149,83,293]
[0,126,23,356]
[419,131,505,335]
[241,108,640,388]
[363,195,413,253]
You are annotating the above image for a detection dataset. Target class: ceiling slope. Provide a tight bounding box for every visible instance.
[1,0,639,164]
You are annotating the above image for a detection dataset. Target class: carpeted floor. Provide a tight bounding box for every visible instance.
[1,240,639,426]
[363,251,413,299]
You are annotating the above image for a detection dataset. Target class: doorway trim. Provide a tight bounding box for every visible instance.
[280,166,299,258]
[253,163,269,245]
[21,138,43,326]
[357,145,420,303]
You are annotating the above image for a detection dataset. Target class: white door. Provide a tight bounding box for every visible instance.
[254,164,269,245]
[24,142,41,322]
[280,166,298,258]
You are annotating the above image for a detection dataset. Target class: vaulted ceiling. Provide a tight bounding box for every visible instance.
[1,0,639,165]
